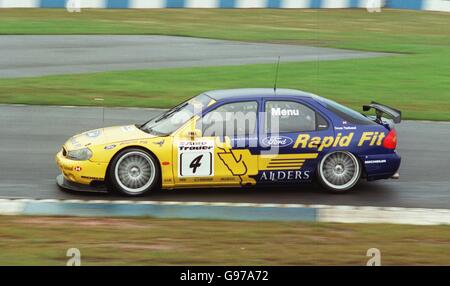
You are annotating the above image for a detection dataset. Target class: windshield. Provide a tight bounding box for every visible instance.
[140,94,214,136]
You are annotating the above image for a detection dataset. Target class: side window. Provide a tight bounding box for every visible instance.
[198,101,258,137]
[265,101,319,133]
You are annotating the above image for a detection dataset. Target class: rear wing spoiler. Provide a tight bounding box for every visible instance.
[363,101,402,124]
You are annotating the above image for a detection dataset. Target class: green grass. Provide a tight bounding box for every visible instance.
[1,216,450,265]
[0,9,449,120]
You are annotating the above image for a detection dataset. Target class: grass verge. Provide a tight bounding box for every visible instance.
[0,216,449,265]
[0,53,448,120]
[0,9,449,120]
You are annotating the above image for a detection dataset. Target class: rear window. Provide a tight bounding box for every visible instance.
[319,98,376,125]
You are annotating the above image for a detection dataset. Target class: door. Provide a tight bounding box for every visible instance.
[256,99,334,184]
[173,100,260,187]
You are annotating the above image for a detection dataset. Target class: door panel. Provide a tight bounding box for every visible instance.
[173,100,260,188]
[255,99,334,184]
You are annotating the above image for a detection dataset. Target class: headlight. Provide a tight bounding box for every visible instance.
[66,148,93,161]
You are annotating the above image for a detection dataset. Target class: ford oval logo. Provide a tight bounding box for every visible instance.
[262,136,293,147]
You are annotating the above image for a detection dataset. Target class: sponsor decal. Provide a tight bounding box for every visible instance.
[294,133,354,151]
[119,140,148,146]
[216,137,258,186]
[178,141,214,177]
[334,126,357,130]
[104,144,116,150]
[153,139,165,147]
[365,159,387,164]
[85,130,101,138]
[271,108,299,116]
[194,178,214,182]
[220,177,237,181]
[121,126,134,132]
[293,132,386,150]
[262,136,293,147]
[358,132,386,147]
[81,176,102,180]
[258,170,311,182]
[179,141,213,152]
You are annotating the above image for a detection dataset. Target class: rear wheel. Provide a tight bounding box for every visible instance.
[109,148,159,196]
[317,151,361,193]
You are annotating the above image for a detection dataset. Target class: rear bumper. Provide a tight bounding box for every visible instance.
[360,152,401,181]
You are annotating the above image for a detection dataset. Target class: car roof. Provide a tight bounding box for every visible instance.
[203,88,321,101]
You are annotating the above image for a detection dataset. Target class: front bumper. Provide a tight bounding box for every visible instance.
[55,150,108,187]
[56,174,107,193]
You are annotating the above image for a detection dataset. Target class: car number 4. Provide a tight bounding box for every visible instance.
[178,141,214,177]
[189,155,203,174]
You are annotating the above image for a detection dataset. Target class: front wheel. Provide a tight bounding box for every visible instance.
[109,148,159,196]
[317,151,361,193]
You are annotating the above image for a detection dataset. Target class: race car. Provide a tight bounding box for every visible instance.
[56,88,401,196]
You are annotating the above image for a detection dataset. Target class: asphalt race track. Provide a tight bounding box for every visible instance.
[0,35,389,78]
[0,105,449,209]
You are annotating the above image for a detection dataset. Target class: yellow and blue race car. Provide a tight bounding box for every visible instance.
[56,88,401,196]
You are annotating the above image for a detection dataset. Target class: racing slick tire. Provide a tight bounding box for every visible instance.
[317,151,361,193]
[109,148,160,196]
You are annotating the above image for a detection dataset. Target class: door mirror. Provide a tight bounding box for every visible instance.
[183,129,202,140]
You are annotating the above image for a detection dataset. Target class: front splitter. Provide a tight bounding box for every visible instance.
[56,174,108,193]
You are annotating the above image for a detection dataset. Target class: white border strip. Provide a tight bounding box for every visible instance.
[0,200,26,215]
[281,0,311,8]
[129,0,165,9]
[185,0,219,8]
[319,206,450,225]
[236,0,267,8]
[0,0,39,8]
[423,0,450,12]
[1,198,449,225]
[79,0,107,8]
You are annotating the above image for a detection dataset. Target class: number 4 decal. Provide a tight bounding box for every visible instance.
[178,141,214,177]
[189,155,203,174]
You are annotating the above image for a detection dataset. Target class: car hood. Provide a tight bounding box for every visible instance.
[64,125,154,150]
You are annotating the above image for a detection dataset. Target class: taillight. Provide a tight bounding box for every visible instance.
[383,129,397,149]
